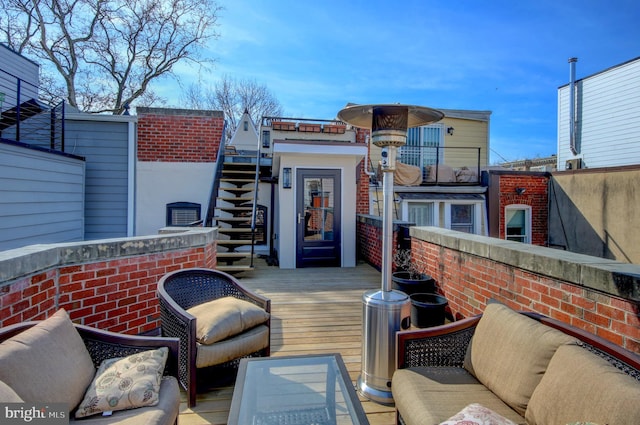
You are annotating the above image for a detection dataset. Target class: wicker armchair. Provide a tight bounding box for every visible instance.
[157,268,271,407]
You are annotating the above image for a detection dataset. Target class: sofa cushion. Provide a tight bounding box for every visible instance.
[188,296,269,345]
[75,347,169,418]
[392,367,525,425]
[196,324,269,368]
[463,303,577,416]
[69,377,180,425]
[525,344,640,425]
[440,403,517,425]
[0,380,23,402]
[0,309,95,409]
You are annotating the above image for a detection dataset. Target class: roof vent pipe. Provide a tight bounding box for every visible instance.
[569,57,578,155]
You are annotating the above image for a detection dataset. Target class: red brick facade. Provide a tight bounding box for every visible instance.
[412,237,640,354]
[356,128,371,214]
[486,171,549,246]
[137,108,224,162]
[0,237,216,334]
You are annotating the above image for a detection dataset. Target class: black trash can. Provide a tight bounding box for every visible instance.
[409,293,448,328]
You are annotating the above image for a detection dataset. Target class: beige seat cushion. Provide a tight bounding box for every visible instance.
[188,297,270,345]
[525,344,640,425]
[69,377,180,425]
[195,324,269,368]
[392,367,525,425]
[0,380,23,402]
[0,309,95,409]
[463,303,577,416]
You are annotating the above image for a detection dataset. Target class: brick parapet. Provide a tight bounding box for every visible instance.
[0,228,217,334]
[410,226,640,354]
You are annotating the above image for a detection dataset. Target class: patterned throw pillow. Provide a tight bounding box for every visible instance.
[75,347,168,418]
[440,403,517,425]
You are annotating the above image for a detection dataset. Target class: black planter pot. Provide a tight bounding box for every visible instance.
[391,272,435,295]
[410,293,448,328]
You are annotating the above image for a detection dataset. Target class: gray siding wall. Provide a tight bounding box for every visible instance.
[64,117,130,240]
[0,44,40,107]
[0,141,85,251]
[558,57,640,170]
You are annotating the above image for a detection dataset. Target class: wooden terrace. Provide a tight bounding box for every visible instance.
[178,259,396,425]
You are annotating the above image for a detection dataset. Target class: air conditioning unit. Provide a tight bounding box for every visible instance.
[565,158,582,170]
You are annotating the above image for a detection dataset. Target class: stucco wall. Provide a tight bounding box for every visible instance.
[549,166,640,263]
[136,162,216,235]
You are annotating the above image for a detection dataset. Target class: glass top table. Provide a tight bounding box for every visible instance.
[228,353,370,425]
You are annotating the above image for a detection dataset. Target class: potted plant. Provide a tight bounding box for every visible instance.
[391,249,435,295]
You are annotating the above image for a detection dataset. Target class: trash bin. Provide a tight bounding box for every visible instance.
[409,293,448,328]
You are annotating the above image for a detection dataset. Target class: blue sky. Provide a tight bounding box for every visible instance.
[166,0,640,163]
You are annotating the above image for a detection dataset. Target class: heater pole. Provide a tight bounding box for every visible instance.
[380,146,397,293]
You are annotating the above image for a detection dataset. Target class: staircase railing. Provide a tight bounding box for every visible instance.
[248,144,261,268]
[205,122,227,227]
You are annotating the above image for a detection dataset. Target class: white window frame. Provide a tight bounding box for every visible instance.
[444,202,483,235]
[504,204,532,243]
[401,199,485,235]
[401,200,439,226]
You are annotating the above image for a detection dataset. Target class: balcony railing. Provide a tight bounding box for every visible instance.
[397,145,482,185]
[0,68,65,151]
[262,116,348,134]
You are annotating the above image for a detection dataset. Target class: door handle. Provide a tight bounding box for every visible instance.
[297,212,303,224]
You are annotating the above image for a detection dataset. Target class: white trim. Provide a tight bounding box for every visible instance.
[400,198,485,235]
[127,121,136,236]
[504,204,532,244]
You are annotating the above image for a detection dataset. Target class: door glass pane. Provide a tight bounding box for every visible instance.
[506,209,526,242]
[408,202,434,226]
[303,177,334,241]
[451,204,474,234]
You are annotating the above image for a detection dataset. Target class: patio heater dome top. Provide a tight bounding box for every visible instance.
[337,103,444,130]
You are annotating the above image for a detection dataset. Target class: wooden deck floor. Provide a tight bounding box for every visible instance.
[178,259,396,425]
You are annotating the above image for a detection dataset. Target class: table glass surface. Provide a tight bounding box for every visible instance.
[229,354,369,425]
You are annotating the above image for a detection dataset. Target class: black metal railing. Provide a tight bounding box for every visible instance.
[398,145,482,185]
[0,68,65,150]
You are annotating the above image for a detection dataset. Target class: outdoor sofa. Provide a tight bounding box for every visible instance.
[392,302,640,425]
[0,309,180,424]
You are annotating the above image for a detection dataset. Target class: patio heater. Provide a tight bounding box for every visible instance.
[337,104,444,404]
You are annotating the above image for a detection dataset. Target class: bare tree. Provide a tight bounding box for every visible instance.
[0,0,222,114]
[184,74,284,140]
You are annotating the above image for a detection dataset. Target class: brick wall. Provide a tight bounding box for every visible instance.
[0,229,217,334]
[356,215,402,270]
[498,173,548,245]
[356,128,371,214]
[409,227,640,354]
[137,108,224,162]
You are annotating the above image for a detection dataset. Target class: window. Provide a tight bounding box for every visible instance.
[450,204,474,233]
[243,120,249,131]
[505,205,531,243]
[407,202,435,226]
[399,198,485,235]
[401,123,444,170]
[262,130,270,148]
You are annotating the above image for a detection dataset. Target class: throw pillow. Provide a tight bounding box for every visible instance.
[75,347,168,418]
[187,297,270,345]
[440,403,517,425]
[0,309,95,409]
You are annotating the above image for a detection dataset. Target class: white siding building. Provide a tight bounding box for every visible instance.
[557,57,640,171]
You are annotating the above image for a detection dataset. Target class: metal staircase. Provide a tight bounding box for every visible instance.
[211,146,262,275]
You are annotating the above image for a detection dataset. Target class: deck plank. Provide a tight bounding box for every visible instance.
[178,259,396,425]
